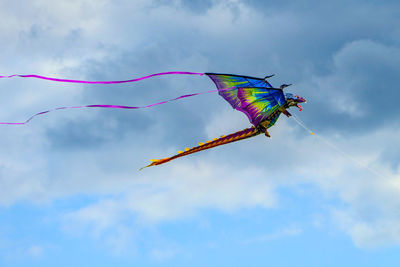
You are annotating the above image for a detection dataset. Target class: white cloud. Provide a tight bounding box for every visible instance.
[241,224,303,244]
[0,237,45,260]
[149,247,180,261]
[27,245,44,258]
[65,162,277,226]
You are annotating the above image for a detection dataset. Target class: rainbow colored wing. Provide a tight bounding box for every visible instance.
[206,73,285,126]
[237,87,285,126]
[205,73,273,109]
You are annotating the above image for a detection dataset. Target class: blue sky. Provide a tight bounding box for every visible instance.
[0,0,400,266]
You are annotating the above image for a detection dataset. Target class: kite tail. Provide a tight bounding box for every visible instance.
[140,127,261,170]
[0,71,204,84]
[0,87,234,125]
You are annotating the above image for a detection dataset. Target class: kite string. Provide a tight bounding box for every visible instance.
[0,71,205,84]
[291,113,386,179]
[0,87,234,125]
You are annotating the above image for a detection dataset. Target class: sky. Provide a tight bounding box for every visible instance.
[0,0,399,266]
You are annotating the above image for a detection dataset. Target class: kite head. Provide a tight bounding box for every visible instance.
[284,93,306,111]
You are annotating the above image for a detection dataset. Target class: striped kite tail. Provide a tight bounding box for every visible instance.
[139,127,261,170]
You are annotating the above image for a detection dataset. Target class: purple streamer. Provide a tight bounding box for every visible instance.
[0,71,204,84]
[0,87,234,125]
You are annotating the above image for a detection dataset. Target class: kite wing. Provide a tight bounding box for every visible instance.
[237,87,285,126]
[205,73,273,109]
[205,73,285,126]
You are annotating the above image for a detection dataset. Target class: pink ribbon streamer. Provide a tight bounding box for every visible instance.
[0,87,234,125]
[0,71,204,84]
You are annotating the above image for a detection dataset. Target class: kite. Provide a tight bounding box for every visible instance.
[0,71,306,169]
[141,73,306,169]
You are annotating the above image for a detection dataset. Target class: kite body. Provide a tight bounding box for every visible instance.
[142,73,306,169]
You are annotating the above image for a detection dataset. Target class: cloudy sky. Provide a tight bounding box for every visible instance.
[0,0,399,266]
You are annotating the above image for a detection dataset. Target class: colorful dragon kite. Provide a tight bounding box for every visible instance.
[0,71,306,169]
[208,73,306,135]
[141,72,306,169]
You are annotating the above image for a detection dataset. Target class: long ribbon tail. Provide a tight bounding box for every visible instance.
[140,127,261,170]
[0,87,234,125]
[0,71,204,84]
